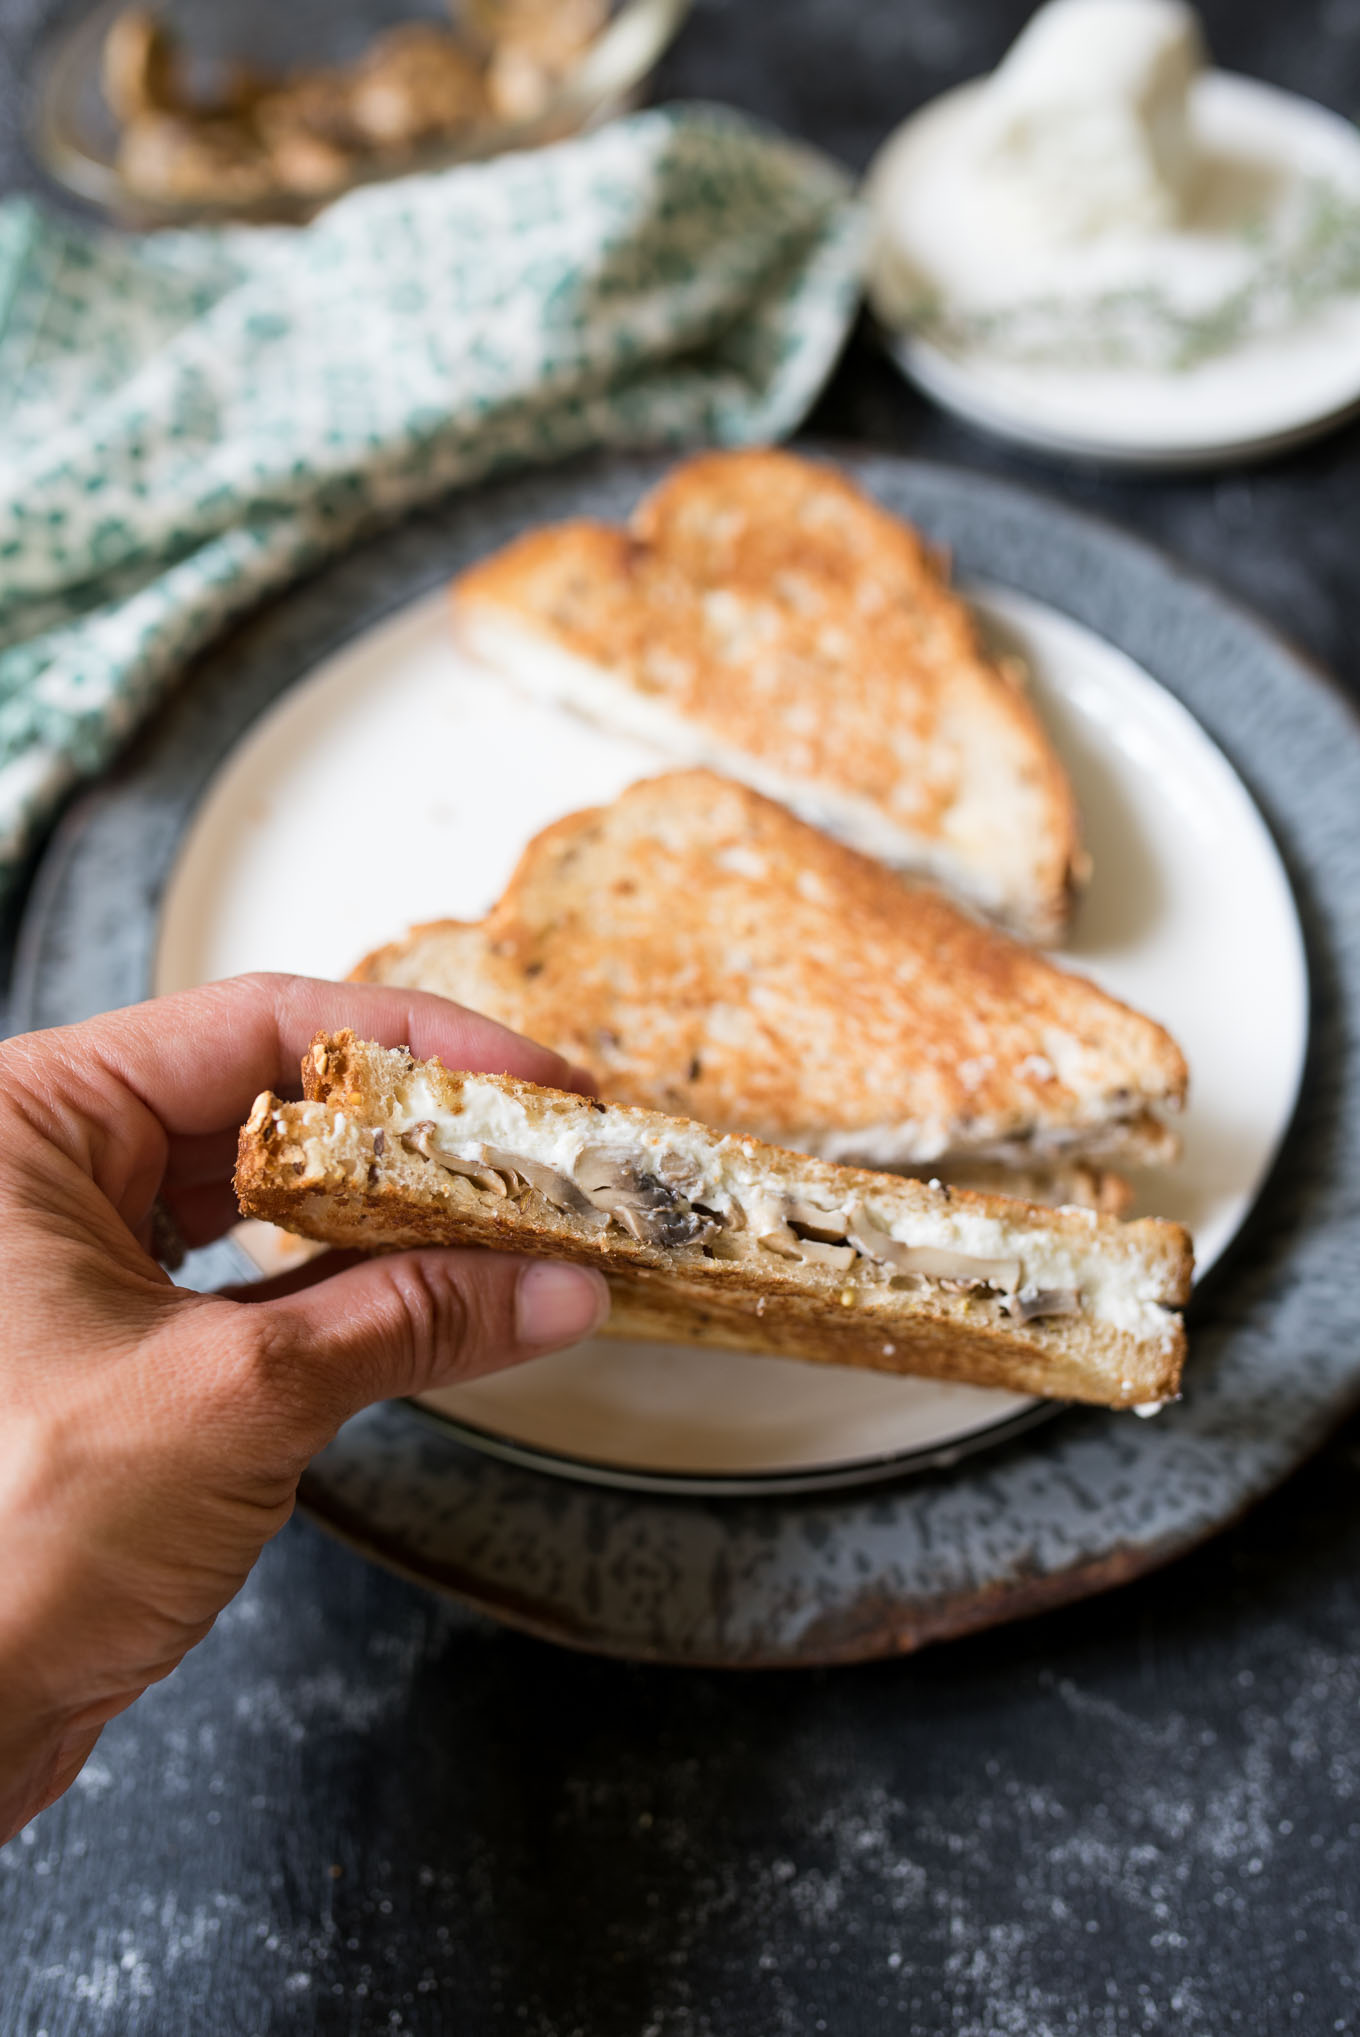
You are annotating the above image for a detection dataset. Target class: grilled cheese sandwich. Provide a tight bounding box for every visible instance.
[235,1032,1193,1408]
[451,448,1085,940]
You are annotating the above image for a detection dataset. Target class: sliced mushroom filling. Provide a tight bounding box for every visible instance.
[749,1195,1029,1297]
[574,1152,722,1249]
[483,1147,602,1223]
[397,1125,1084,1321]
[402,1127,719,1248]
[845,1207,1021,1289]
[1005,1285,1083,1324]
[401,1124,607,1225]
[403,1123,511,1197]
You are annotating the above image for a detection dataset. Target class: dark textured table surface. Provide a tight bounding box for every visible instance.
[4,3,1360,2032]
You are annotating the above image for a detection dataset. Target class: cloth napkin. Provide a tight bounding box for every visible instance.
[0,103,862,903]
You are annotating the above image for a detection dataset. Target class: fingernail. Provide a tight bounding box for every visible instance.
[515,1261,610,1348]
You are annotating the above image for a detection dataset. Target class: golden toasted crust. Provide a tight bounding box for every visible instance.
[601,1277,1138,1398]
[452,448,1084,940]
[354,772,1186,1170]
[234,1032,1192,1409]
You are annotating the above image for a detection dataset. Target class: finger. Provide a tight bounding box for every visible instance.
[158,1059,591,1226]
[215,1246,361,1303]
[5,974,591,1213]
[213,1249,611,1442]
[134,1181,274,1256]
[161,1127,255,1192]
[161,1060,598,1231]
[161,1180,251,1250]
[15,973,588,1145]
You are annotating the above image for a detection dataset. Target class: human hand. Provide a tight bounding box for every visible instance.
[0,973,609,1842]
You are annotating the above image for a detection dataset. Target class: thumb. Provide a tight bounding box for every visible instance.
[216,1248,610,1447]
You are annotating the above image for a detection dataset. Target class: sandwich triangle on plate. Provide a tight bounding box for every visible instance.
[236,1033,1193,1408]
[355,771,1187,1198]
[451,446,1085,941]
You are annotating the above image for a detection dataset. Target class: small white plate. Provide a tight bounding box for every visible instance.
[866,72,1360,468]
[155,578,1307,1487]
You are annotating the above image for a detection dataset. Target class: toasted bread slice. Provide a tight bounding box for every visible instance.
[451,448,1084,941]
[355,772,1186,1175]
[235,1033,1192,1408]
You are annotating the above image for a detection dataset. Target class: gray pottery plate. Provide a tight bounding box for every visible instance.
[13,450,1360,1665]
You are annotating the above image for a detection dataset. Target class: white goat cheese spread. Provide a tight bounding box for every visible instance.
[971,0,1205,244]
[389,1074,1178,1349]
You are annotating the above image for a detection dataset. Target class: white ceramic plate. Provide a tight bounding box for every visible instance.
[866,72,1360,468]
[155,579,1307,1486]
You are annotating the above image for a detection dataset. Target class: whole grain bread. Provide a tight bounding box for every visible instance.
[354,771,1186,1175]
[235,1032,1192,1408]
[451,447,1085,941]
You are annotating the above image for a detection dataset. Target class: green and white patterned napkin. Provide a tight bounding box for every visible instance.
[0,103,862,902]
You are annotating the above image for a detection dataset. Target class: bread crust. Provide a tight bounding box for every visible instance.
[451,448,1085,940]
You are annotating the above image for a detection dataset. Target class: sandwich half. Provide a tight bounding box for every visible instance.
[451,447,1085,942]
[235,1032,1193,1408]
[354,771,1187,1188]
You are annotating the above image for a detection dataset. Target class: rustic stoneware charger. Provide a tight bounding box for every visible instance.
[14,449,1360,1665]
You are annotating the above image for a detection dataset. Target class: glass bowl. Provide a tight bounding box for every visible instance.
[32,0,691,224]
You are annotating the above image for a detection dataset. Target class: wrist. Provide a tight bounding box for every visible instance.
[0,1703,68,1843]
